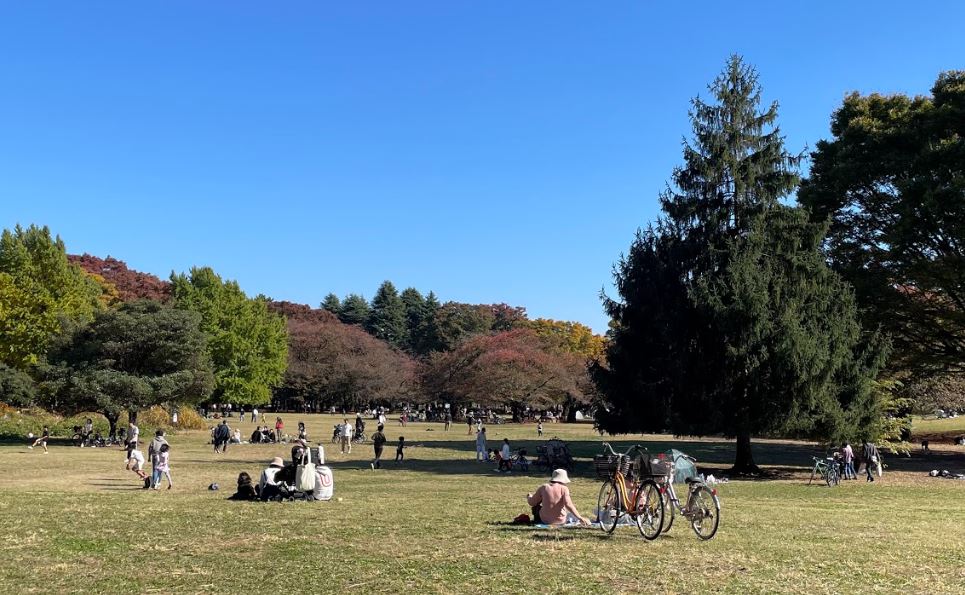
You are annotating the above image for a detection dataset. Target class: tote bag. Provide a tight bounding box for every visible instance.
[296,448,317,492]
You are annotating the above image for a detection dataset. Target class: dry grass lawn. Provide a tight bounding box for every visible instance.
[1,414,964,593]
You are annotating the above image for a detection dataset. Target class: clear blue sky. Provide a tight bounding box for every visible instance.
[2,2,962,333]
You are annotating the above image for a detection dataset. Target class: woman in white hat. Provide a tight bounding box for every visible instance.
[526,469,590,526]
[258,456,287,501]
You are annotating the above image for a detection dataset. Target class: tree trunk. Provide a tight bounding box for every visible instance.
[128,409,138,425]
[105,412,119,438]
[731,430,761,475]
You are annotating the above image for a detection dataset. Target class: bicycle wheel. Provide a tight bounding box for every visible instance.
[688,485,720,540]
[662,494,675,534]
[596,479,621,534]
[633,480,664,540]
[825,466,839,487]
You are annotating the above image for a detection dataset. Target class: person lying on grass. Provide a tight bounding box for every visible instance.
[526,469,590,526]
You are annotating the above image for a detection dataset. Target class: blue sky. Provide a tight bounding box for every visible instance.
[2,2,962,333]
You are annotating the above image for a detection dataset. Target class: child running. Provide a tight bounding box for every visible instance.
[154,444,173,490]
[128,448,149,486]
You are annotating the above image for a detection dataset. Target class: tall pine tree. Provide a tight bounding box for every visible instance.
[338,294,371,326]
[596,57,885,472]
[367,281,407,348]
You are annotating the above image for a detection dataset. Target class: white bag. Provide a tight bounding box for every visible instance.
[296,448,316,492]
[313,465,334,501]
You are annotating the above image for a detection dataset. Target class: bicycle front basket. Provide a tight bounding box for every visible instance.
[593,454,622,479]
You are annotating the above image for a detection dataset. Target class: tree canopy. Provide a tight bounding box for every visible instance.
[0,225,104,370]
[422,328,587,419]
[170,267,288,406]
[595,57,885,472]
[799,71,965,376]
[40,300,213,433]
[271,301,416,411]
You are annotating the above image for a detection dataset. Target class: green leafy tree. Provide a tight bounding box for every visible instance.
[40,300,213,435]
[0,225,103,369]
[596,57,885,473]
[338,293,371,326]
[321,293,341,314]
[799,71,965,376]
[0,362,37,406]
[367,281,407,348]
[433,302,496,351]
[170,267,287,406]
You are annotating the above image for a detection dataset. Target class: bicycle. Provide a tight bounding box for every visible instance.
[654,452,721,540]
[594,443,664,540]
[808,453,841,487]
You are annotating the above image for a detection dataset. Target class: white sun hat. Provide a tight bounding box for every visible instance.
[550,469,571,484]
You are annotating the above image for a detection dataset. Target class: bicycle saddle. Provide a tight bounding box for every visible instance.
[684,477,700,484]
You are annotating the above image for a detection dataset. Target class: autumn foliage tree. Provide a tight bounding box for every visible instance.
[270,302,417,411]
[68,254,172,303]
[422,328,587,420]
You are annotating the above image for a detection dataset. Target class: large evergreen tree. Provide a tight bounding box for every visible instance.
[400,287,427,353]
[596,57,885,472]
[41,300,213,435]
[367,281,407,348]
[170,267,288,406]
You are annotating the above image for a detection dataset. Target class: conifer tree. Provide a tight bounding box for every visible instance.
[400,287,426,353]
[367,281,407,348]
[596,57,885,472]
[338,294,371,326]
[321,293,341,314]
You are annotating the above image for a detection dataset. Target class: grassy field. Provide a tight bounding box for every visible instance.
[2,414,964,594]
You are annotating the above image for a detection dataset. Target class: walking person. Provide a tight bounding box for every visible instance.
[467,414,474,435]
[371,424,386,469]
[154,444,173,489]
[537,422,543,438]
[239,410,245,423]
[148,430,169,488]
[396,436,405,462]
[444,411,452,432]
[126,421,140,465]
[274,417,284,442]
[340,418,352,454]
[29,426,50,453]
[475,428,487,462]
[251,407,259,424]
[862,440,880,482]
[213,420,231,454]
[841,442,856,480]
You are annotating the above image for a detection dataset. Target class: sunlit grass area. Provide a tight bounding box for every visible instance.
[2,414,964,593]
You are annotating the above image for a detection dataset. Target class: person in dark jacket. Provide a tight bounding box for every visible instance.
[862,441,880,482]
[371,425,386,469]
[213,420,231,454]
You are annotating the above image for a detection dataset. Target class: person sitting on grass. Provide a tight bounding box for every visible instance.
[526,469,590,526]
[258,457,290,501]
[228,472,259,501]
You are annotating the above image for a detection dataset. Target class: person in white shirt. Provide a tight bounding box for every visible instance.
[341,420,354,454]
[128,449,148,485]
[251,408,259,423]
[258,457,287,500]
[499,438,512,472]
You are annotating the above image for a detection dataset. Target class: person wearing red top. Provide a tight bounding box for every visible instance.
[526,469,590,525]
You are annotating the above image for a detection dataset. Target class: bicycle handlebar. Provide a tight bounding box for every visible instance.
[600,442,645,457]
